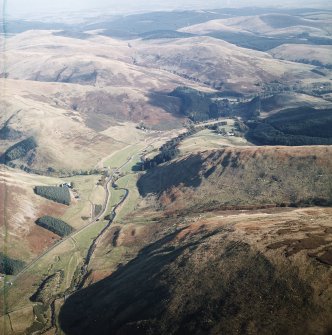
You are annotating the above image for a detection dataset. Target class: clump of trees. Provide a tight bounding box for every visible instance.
[0,124,22,141]
[247,122,332,146]
[170,86,263,122]
[94,205,103,217]
[246,107,332,146]
[1,136,37,163]
[36,216,74,237]
[139,127,198,170]
[34,186,71,205]
[0,252,25,275]
[170,87,226,121]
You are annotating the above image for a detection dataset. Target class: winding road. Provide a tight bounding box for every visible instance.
[5,142,153,287]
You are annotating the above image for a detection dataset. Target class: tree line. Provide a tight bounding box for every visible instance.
[137,127,199,171]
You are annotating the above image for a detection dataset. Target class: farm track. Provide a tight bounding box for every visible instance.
[0,138,161,335]
[2,125,215,288]
[1,147,134,290]
[73,154,135,290]
[7,169,126,286]
[74,187,129,290]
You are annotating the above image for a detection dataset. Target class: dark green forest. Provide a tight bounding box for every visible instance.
[1,137,37,163]
[246,107,332,145]
[34,186,71,205]
[36,216,74,237]
[0,252,25,275]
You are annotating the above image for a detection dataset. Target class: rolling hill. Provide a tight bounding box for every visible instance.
[180,13,332,38]
[269,44,332,68]
[1,8,332,335]
[133,36,319,93]
[59,144,332,335]
[260,93,332,115]
[1,28,327,171]
[179,13,332,51]
[0,31,196,170]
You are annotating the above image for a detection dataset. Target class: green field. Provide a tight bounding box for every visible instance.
[73,220,107,253]
[61,175,101,229]
[115,174,141,222]
[106,188,127,215]
[179,128,250,155]
[104,144,145,169]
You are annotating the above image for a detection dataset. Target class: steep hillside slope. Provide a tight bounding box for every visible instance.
[59,144,332,335]
[138,146,332,213]
[0,167,67,264]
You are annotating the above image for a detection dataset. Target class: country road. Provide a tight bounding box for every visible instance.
[3,141,154,288]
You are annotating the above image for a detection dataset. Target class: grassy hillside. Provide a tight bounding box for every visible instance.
[134,35,318,93]
[139,30,195,40]
[179,11,332,53]
[138,146,332,213]
[269,44,332,69]
[1,26,329,171]
[260,93,332,115]
[0,169,70,268]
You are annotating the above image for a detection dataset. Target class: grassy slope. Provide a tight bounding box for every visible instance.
[269,44,332,67]
[134,36,318,93]
[0,167,66,263]
[0,30,199,170]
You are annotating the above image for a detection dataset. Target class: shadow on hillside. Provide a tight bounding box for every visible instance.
[147,91,182,117]
[58,228,208,335]
[137,154,204,197]
[58,222,322,335]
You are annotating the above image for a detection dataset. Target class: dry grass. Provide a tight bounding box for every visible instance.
[179,128,251,155]
[0,167,66,262]
[180,13,332,37]
[269,44,332,66]
[133,35,318,93]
